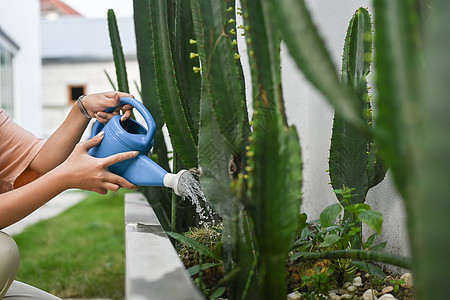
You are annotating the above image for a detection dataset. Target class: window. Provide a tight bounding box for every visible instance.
[0,27,19,116]
[68,84,86,104]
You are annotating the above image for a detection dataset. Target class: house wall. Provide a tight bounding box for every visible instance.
[0,0,41,136]
[41,58,140,139]
[279,0,410,265]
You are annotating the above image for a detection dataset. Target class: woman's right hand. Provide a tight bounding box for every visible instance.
[56,131,138,194]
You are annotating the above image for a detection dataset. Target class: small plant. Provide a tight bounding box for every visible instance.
[389,278,406,293]
[169,227,223,293]
[290,195,393,285]
[299,263,336,296]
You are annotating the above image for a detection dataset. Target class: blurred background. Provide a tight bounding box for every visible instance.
[0,0,137,139]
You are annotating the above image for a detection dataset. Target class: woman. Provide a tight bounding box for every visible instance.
[0,91,138,299]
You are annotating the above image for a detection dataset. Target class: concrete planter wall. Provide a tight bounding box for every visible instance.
[124,192,204,300]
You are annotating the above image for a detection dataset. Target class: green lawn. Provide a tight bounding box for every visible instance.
[13,190,133,299]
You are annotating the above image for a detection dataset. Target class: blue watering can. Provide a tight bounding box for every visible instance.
[89,97,188,196]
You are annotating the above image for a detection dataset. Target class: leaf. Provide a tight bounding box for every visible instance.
[104,69,117,91]
[358,210,383,235]
[149,0,197,168]
[318,234,341,248]
[245,111,302,299]
[345,203,371,215]
[107,9,129,93]
[242,0,286,124]
[209,287,226,299]
[166,231,220,261]
[171,0,200,142]
[187,263,221,276]
[329,8,373,207]
[133,0,172,227]
[364,233,378,249]
[190,0,250,154]
[351,260,386,278]
[213,241,223,261]
[370,242,387,252]
[320,203,342,229]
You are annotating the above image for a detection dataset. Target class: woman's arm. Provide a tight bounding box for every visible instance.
[0,133,138,229]
[29,91,133,174]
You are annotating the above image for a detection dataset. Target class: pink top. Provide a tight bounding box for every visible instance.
[0,108,45,193]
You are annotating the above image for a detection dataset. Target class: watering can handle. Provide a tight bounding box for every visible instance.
[90,97,156,144]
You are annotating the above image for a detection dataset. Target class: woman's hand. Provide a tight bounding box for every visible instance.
[56,131,138,194]
[81,91,134,124]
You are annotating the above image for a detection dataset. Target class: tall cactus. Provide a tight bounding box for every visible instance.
[266,0,449,299]
[374,1,450,299]
[107,9,129,93]
[190,1,256,297]
[329,8,387,215]
[132,1,172,231]
[240,0,302,298]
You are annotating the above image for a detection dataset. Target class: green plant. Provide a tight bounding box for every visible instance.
[389,278,406,293]
[175,227,223,291]
[267,1,448,298]
[290,197,402,285]
[129,0,301,298]
[299,265,336,298]
[107,1,449,299]
[328,8,387,250]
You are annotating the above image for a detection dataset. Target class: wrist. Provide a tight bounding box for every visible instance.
[76,95,92,119]
[50,164,73,190]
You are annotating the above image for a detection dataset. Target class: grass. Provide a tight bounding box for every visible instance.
[13,190,133,299]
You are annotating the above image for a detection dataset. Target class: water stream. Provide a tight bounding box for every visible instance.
[177,171,216,227]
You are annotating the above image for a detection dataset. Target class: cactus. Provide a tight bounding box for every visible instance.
[148,0,198,169]
[267,0,449,299]
[374,1,450,299]
[190,1,256,297]
[110,1,450,299]
[107,9,129,93]
[239,0,303,298]
[131,1,174,232]
[328,8,387,246]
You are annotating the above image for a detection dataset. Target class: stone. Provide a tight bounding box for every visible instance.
[343,281,352,289]
[353,276,363,287]
[400,272,414,289]
[363,289,378,300]
[341,294,352,299]
[329,294,341,300]
[286,291,302,300]
[379,294,397,300]
[347,285,358,293]
[381,286,394,294]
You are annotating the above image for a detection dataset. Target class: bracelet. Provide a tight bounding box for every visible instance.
[76,95,92,119]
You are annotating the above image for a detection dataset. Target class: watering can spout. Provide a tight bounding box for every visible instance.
[121,155,189,196]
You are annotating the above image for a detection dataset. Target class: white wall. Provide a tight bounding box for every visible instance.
[279,0,410,263]
[0,0,41,136]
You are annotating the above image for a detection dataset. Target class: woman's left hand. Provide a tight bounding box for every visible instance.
[81,91,134,124]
